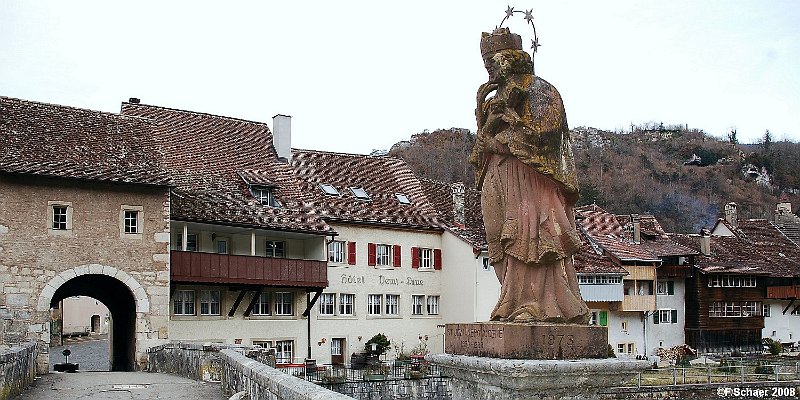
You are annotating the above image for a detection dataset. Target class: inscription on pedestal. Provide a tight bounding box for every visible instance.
[445,322,607,359]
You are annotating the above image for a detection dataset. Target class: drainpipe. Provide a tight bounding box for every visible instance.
[307,292,312,361]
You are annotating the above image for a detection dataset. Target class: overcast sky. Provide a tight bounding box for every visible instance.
[2,1,798,154]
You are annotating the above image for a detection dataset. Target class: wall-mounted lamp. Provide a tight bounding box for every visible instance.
[318,338,327,346]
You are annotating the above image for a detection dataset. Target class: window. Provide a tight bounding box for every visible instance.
[253,340,272,349]
[275,340,294,364]
[589,312,598,325]
[215,238,229,254]
[349,187,370,200]
[385,294,399,315]
[173,290,195,315]
[200,290,220,316]
[253,293,271,315]
[709,301,762,317]
[707,275,757,287]
[339,293,354,316]
[580,275,622,284]
[395,193,411,204]
[251,186,281,207]
[426,295,440,315]
[763,303,771,317]
[482,258,491,271]
[655,309,676,324]
[176,234,198,251]
[418,248,433,269]
[621,320,629,332]
[412,295,424,316]
[328,240,345,263]
[375,244,391,266]
[636,281,653,295]
[319,293,335,316]
[124,210,139,233]
[368,294,382,316]
[320,184,340,196]
[656,281,674,295]
[617,343,636,356]
[266,240,285,258]
[331,338,344,356]
[52,206,68,230]
[275,292,294,316]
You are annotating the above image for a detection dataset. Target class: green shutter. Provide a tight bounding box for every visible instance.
[667,281,675,295]
[599,311,608,327]
[671,309,678,324]
[653,311,660,324]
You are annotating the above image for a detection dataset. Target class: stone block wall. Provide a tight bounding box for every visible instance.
[0,176,170,371]
[322,377,451,400]
[0,341,39,400]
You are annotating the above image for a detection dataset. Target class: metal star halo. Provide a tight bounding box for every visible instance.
[497,5,541,55]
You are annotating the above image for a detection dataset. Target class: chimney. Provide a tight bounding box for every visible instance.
[631,214,641,243]
[272,114,292,163]
[128,97,140,104]
[699,229,711,256]
[724,202,738,229]
[451,182,465,227]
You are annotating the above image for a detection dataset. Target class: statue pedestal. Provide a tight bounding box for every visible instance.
[427,353,651,400]
[444,322,607,359]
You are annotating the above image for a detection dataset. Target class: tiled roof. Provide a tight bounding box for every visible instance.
[0,96,170,185]
[774,221,800,247]
[573,230,628,275]
[672,220,800,277]
[291,150,441,230]
[120,103,332,234]
[419,179,487,249]
[575,204,696,262]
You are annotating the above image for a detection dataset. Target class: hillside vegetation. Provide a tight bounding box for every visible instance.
[389,127,800,233]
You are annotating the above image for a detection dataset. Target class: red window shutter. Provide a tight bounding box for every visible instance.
[347,241,357,265]
[434,249,442,270]
[411,247,420,269]
[393,245,402,268]
[367,243,376,266]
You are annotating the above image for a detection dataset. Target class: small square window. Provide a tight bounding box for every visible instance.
[395,193,411,204]
[481,257,491,271]
[349,187,370,200]
[52,206,68,230]
[251,186,281,207]
[124,210,138,233]
[320,184,340,196]
[266,240,285,258]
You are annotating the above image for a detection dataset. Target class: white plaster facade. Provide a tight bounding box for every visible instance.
[61,295,110,335]
[763,301,800,345]
[440,231,499,324]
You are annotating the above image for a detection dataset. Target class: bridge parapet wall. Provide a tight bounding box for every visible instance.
[147,342,350,399]
[0,341,39,400]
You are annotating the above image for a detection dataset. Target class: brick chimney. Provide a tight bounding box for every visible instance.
[272,114,292,163]
[631,214,641,243]
[724,202,738,229]
[451,182,465,227]
[699,229,711,256]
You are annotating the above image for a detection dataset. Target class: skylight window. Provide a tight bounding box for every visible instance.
[320,184,340,196]
[349,187,370,200]
[395,193,411,204]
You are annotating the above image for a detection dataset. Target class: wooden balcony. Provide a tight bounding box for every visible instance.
[767,286,800,299]
[621,294,656,311]
[171,250,328,288]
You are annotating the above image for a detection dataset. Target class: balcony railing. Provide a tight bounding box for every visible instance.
[171,250,328,288]
[621,294,656,311]
[767,286,800,299]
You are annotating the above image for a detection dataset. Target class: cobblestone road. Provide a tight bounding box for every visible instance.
[17,372,226,399]
[49,334,110,371]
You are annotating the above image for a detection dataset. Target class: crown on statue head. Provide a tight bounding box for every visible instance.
[480,28,523,57]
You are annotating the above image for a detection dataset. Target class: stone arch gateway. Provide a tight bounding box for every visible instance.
[38,265,149,371]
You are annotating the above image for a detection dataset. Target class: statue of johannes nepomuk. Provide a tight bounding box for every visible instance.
[470,23,589,324]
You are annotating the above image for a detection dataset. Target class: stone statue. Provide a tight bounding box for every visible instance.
[470,27,588,324]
